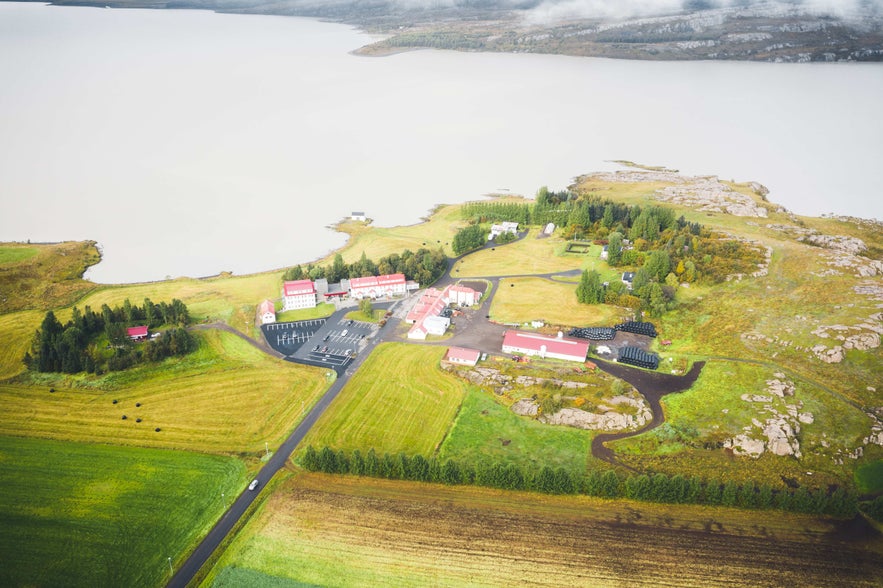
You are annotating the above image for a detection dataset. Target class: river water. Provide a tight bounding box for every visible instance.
[1,2,881,283]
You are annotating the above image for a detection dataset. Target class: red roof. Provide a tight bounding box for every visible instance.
[283,280,315,296]
[350,273,405,290]
[502,330,589,360]
[444,347,481,364]
[127,326,148,338]
[258,300,275,315]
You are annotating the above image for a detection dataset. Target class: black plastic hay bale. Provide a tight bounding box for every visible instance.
[121,415,127,420]
[155,427,161,432]
[136,418,142,423]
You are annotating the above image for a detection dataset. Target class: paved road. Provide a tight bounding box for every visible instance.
[167,312,398,588]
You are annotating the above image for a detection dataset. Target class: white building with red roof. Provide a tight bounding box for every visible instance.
[127,325,148,341]
[502,330,589,363]
[258,299,276,325]
[349,273,406,299]
[282,279,317,311]
[446,285,481,307]
[443,347,481,366]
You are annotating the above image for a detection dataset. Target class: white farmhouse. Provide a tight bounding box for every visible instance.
[258,299,276,325]
[488,221,519,241]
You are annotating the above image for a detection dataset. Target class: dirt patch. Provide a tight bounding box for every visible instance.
[258,474,883,587]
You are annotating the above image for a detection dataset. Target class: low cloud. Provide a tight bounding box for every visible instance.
[520,0,883,24]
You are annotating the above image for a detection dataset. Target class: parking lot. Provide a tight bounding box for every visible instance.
[262,312,380,372]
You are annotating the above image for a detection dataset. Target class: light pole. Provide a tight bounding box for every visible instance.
[168,557,173,576]
[221,492,225,507]
[265,441,269,459]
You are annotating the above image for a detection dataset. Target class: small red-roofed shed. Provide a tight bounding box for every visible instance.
[127,326,148,341]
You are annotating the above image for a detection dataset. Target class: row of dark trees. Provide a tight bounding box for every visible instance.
[301,446,859,519]
[284,248,448,289]
[23,298,195,374]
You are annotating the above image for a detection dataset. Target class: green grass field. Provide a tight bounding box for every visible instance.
[0,330,328,455]
[0,245,39,264]
[0,435,245,588]
[276,302,335,323]
[490,277,625,326]
[302,344,466,456]
[438,388,595,473]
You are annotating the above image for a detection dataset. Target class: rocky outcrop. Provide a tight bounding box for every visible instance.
[510,393,652,432]
[511,399,538,417]
[655,177,769,217]
[724,375,810,459]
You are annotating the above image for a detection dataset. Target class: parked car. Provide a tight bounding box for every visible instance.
[341,329,348,337]
[248,479,259,491]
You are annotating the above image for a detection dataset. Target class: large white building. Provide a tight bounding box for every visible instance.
[282,279,317,310]
[502,330,590,363]
[446,284,481,307]
[349,273,407,299]
[489,221,519,241]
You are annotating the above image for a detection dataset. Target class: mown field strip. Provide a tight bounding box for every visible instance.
[303,343,467,456]
[0,330,328,454]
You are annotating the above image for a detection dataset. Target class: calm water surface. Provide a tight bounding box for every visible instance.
[1,3,881,283]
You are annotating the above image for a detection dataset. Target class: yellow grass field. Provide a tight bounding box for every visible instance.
[203,472,883,588]
[491,277,624,326]
[0,310,43,380]
[0,330,328,455]
[327,204,466,265]
[302,343,467,456]
[455,229,587,277]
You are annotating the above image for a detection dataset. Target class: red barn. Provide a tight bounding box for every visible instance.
[501,330,589,363]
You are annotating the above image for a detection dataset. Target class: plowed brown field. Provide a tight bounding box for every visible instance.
[208,472,883,587]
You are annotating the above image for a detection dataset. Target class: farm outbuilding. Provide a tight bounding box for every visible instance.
[258,299,276,325]
[502,330,589,363]
[443,347,481,366]
[126,326,148,341]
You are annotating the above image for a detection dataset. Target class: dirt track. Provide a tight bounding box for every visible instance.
[592,360,706,468]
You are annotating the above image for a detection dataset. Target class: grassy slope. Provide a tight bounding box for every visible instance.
[0,435,245,588]
[612,360,871,487]
[0,241,101,314]
[204,472,883,588]
[330,204,465,264]
[302,343,466,456]
[0,330,328,455]
[438,387,595,473]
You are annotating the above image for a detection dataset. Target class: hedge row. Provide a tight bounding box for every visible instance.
[300,446,859,518]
